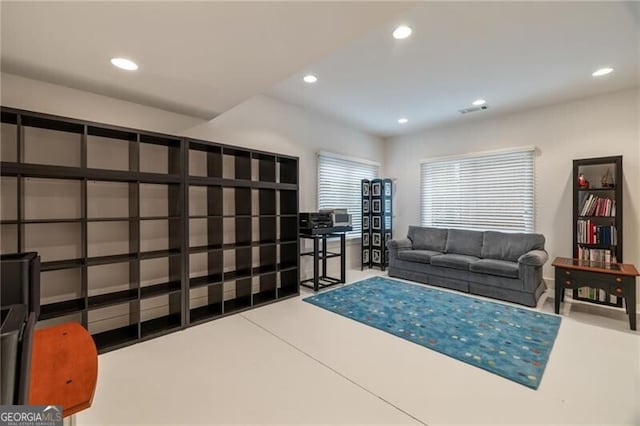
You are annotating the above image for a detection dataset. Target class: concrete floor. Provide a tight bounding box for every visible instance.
[77,270,640,425]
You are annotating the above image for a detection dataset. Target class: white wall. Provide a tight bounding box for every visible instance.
[385,88,640,284]
[1,73,205,134]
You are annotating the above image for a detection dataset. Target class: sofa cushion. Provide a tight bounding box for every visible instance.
[444,229,484,257]
[481,231,545,262]
[430,253,479,271]
[397,249,442,264]
[469,259,519,279]
[407,226,448,251]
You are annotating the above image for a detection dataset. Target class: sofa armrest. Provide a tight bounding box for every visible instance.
[518,250,548,267]
[387,239,412,251]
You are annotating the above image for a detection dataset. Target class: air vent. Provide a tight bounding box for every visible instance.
[458,105,489,114]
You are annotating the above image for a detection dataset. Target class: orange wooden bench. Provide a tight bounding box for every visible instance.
[29,322,98,417]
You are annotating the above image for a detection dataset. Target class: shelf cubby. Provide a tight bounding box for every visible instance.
[279,269,299,298]
[24,178,82,220]
[21,115,83,167]
[189,283,223,323]
[279,190,297,215]
[140,294,181,337]
[223,278,252,313]
[188,141,222,178]
[277,157,298,184]
[0,111,18,162]
[1,176,17,221]
[279,241,299,270]
[0,224,18,254]
[279,216,298,242]
[140,256,181,299]
[87,126,136,171]
[222,147,251,181]
[139,134,181,176]
[40,267,84,320]
[255,153,276,183]
[24,222,82,262]
[88,300,139,350]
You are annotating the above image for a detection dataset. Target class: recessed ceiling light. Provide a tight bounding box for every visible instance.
[110,57,138,71]
[472,99,486,106]
[398,117,408,124]
[392,25,412,40]
[592,67,614,77]
[303,74,318,83]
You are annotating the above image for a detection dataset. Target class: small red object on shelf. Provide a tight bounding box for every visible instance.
[578,173,589,188]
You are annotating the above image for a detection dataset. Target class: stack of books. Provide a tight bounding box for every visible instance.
[576,220,617,245]
[579,194,616,217]
[577,246,615,263]
[576,287,619,304]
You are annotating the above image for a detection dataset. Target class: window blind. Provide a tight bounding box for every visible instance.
[318,153,379,237]
[420,149,534,232]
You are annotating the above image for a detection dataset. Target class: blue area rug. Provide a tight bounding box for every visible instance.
[304,277,561,389]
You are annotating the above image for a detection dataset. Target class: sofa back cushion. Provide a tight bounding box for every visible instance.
[445,229,484,257]
[407,226,447,252]
[481,231,545,262]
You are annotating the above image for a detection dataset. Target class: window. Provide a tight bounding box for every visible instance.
[318,152,379,237]
[421,148,534,232]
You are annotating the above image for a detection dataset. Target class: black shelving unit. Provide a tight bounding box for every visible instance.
[0,107,299,353]
[572,156,623,307]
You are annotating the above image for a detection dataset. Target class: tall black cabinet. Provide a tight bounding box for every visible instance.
[0,107,300,353]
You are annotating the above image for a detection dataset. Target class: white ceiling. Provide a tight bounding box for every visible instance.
[270,2,640,136]
[1,2,638,136]
[0,1,411,119]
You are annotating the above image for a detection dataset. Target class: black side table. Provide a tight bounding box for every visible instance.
[300,232,347,292]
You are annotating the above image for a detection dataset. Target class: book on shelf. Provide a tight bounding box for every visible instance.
[577,246,616,264]
[576,220,617,245]
[579,194,616,217]
[576,286,618,305]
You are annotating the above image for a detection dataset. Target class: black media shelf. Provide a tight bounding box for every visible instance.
[1,107,300,353]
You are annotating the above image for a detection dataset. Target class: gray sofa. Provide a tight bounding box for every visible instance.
[387,226,548,307]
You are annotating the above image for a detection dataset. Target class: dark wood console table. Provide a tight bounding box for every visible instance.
[552,257,638,330]
[300,231,348,292]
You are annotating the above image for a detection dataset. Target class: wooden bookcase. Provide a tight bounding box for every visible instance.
[0,107,300,353]
[572,155,623,307]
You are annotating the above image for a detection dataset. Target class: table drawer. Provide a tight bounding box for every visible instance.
[560,269,622,286]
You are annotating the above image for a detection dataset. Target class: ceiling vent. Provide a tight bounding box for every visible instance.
[458,105,489,114]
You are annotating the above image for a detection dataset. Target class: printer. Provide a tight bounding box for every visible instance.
[319,209,352,227]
